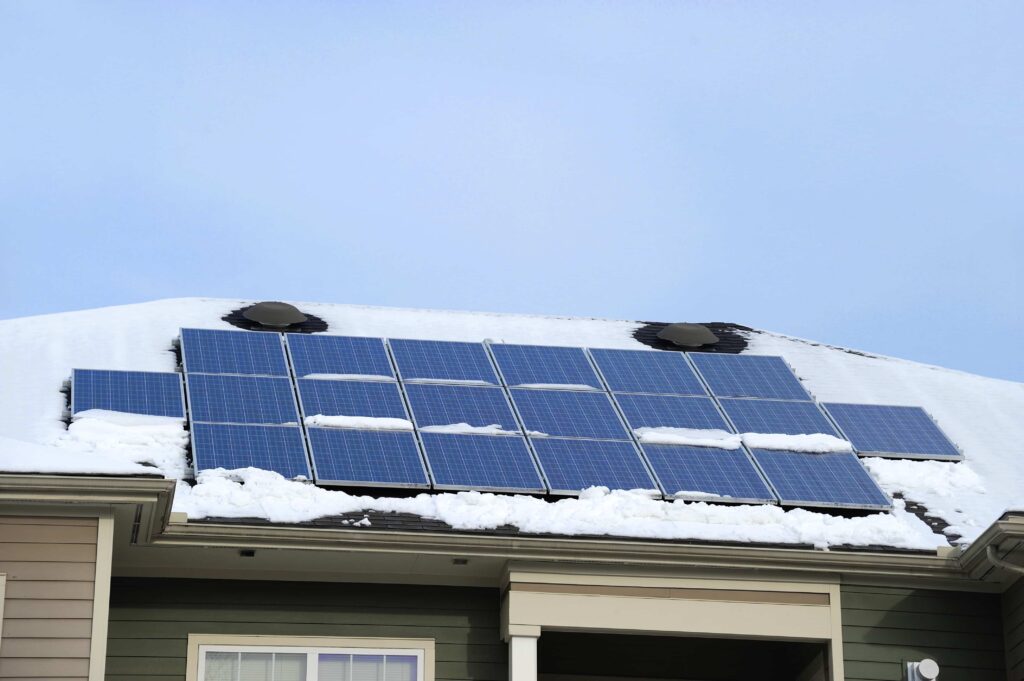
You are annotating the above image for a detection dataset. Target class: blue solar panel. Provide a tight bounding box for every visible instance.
[307,428,428,487]
[180,328,289,376]
[404,383,520,433]
[614,394,732,432]
[285,334,394,380]
[191,423,311,478]
[72,369,184,418]
[510,389,630,440]
[389,339,499,385]
[297,379,408,420]
[688,354,811,401]
[489,344,602,389]
[186,374,299,424]
[749,449,890,509]
[641,445,776,502]
[822,403,961,459]
[719,399,841,436]
[419,433,545,492]
[589,349,707,395]
[531,438,658,494]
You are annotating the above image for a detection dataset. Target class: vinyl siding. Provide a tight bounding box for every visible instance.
[1003,577,1024,681]
[841,583,1005,681]
[0,516,98,680]
[105,578,506,681]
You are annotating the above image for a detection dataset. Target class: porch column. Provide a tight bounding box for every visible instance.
[507,625,540,681]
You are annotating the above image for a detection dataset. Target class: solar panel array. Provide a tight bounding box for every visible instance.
[72,327,964,514]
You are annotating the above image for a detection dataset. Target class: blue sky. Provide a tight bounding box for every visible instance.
[2,2,1022,381]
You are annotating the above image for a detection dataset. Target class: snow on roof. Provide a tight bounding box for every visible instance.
[0,297,1021,550]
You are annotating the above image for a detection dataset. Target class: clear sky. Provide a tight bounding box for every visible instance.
[2,2,1022,381]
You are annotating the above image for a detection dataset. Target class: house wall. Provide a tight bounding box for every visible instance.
[104,577,507,681]
[1003,577,1024,681]
[841,583,1005,681]
[0,515,99,680]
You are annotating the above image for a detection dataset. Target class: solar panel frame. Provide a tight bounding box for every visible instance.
[748,448,891,510]
[403,383,523,435]
[180,328,290,377]
[487,343,604,390]
[588,348,709,396]
[718,398,843,437]
[71,369,186,418]
[185,373,302,425]
[640,444,777,504]
[295,379,412,423]
[687,353,814,401]
[821,403,963,460]
[190,423,313,479]
[529,437,662,496]
[419,432,547,493]
[284,333,396,381]
[307,427,431,488]
[509,388,633,441]
[389,338,501,386]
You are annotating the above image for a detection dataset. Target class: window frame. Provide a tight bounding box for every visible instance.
[187,635,435,681]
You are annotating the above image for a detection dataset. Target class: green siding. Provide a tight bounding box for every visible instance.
[1003,577,1024,681]
[105,578,506,681]
[841,583,1005,681]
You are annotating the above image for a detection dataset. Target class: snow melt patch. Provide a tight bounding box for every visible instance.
[304,415,413,431]
[419,423,514,435]
[634,427,742,449]
[173,469,947,550]
[741,433,853,453]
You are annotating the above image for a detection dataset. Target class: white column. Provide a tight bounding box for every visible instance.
[508,631,539,681]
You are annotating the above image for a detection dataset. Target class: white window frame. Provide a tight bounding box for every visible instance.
[186,635,435,681]
[0,573,6,642]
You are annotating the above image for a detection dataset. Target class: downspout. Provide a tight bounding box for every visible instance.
[985,545,1024,575]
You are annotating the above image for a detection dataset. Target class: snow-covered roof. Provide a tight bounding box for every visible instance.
[1,297,1021,551]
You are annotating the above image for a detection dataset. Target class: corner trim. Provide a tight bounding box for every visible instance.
[88,512,114,681]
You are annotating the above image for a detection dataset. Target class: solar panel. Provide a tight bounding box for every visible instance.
[510,389,630,440]
[404,383,520,433]
[191,423,311,478]
[613,394,732,432]
[389,339,499,385]
[419,433,545,492]
[180,328,289,376]
[186,374,299,425]
[285,334,394,380]
[748,449,890,509]
[71,369,184,418]
[589,348,707,395]
[489,344,602,390]
[822,403,961,459]
[719,399,841,436]
[688,354,811,401]
[307,428,429,487]
[297,379,408,420]
[531,438,659,495]
[641,444,776,503]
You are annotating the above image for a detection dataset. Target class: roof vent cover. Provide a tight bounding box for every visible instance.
[656,323,719,348]
[242,301,308,328]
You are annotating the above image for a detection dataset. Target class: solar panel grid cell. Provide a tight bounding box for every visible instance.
[180,328,289,376]
[419,433,545,491]
[589,348,707,395]
[308,428,429,487]
[614,394,733,432]
[71,369,185,418]
[510,389,631,440]
[688,353,812,401]
[404,383,520,433]
[286,334,394,379]
[642,444,776,502]
[489,344,602,389]
[822,403,961,459]
[191,423,311,478]
[530,438,659,495]
[296,379,409,420]
[389,339,499,384]
[749,449,890,509]
[186,374,299,425]
[719,398,841,436]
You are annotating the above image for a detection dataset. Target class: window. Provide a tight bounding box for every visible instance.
[187,636,434,681]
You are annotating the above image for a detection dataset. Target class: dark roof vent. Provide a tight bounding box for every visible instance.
[656,323,720,348]
[242,301,308,328]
